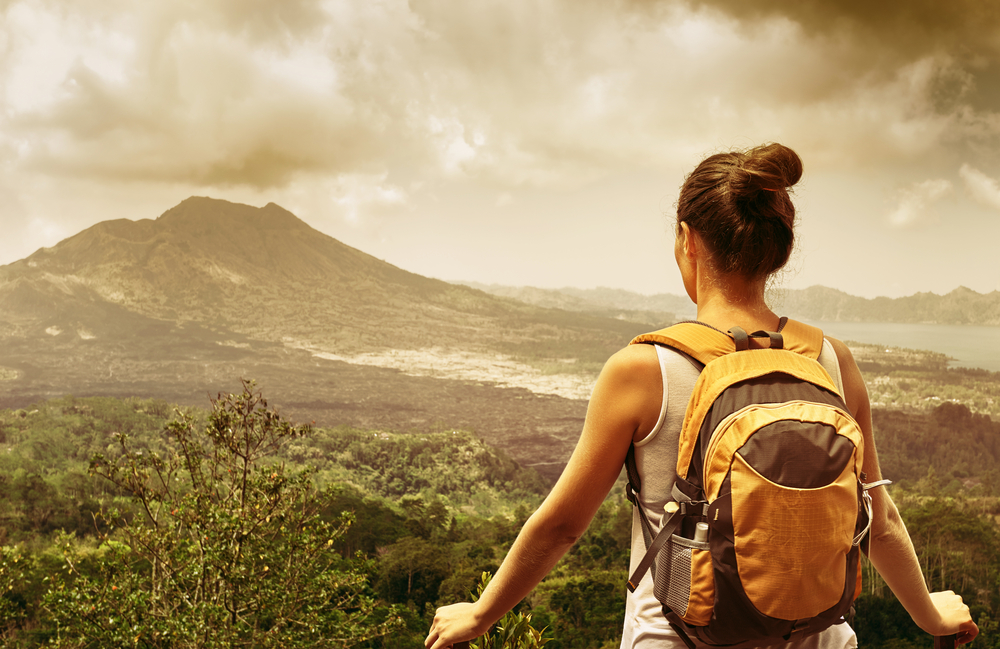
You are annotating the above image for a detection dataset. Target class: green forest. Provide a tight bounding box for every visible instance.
[1,380,999,648]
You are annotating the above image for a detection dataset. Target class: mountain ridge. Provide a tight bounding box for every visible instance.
[460,282,1000,327]
[7,197,433,323]
[2,196,641,482]
[2,197,654,364]
[775,284,1000,325]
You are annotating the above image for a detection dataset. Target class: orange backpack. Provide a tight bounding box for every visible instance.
[624,318,886,648]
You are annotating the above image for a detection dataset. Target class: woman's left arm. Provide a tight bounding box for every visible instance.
[425,344,663,649]
[828,337,978,644]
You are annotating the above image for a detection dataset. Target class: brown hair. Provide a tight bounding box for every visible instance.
[677,143,802,280]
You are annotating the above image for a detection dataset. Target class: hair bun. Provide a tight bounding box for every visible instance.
[676,142,800,278]
[732,143,803,200]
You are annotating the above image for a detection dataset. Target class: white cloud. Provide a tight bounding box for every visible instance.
[328,173,407,223]
[427,115,480,175]
[6,0,1000,197]
[887,178,952,227]
[959,164,1000,211]
[3,2,135,113]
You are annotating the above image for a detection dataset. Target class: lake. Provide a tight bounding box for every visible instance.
[801,320,1000,373]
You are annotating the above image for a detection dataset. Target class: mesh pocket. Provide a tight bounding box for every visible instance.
[653,534,710,619]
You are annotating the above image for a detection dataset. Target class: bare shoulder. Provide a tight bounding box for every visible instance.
[588,342,664,443]
[600,342,661,383]
[825,336,862,381]
[825,336,854,362]
[825,336,869,418]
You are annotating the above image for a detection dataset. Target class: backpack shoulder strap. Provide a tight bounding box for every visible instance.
[629,321,733,365]
[778,318,825,360]
[630,318,826,361]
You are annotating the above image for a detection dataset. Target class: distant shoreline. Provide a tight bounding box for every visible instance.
[802,319,1000,373]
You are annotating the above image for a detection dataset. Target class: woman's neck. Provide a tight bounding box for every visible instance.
[693,274,780,333]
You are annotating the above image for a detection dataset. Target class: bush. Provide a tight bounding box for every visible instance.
[39,380,403,648]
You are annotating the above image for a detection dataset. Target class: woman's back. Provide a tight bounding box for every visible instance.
[425,143,978,649]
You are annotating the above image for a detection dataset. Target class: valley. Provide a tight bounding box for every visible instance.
[3,196,1000,486]
[0,327,590,484]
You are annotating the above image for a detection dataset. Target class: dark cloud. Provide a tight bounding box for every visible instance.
[683,0,1000,53]
[680,0,1000,111]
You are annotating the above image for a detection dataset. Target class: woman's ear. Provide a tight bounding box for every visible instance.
[678,222,698,259]
[674,221,700,305]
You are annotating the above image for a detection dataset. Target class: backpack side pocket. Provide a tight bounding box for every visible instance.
[654,534,714,626]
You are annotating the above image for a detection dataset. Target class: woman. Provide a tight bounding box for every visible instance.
[425,143,979,648]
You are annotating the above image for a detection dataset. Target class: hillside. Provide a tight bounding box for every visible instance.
[773,285,1000,326]
[0,198,649,482]
[1,198,645,357]
[457,282,692,326]
[1,392,998,649]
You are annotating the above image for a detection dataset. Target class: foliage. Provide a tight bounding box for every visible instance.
[522,499,631,649]
[858,354,1000,421]
[38,381,403,648]
[898,497,1000,600]
[854,492,1000,648]
[470,573,549,649]
[873,404,1000,497]
[0,396,172,544]
[322,487,408,557]
[371,497,516,623]
[555,500,631,573]
[0,545,28,640]
[0,396,173,476]
[295,427,548,516]
[854,593,933,648]
[529,572,624,649]
[3,391,1000,647]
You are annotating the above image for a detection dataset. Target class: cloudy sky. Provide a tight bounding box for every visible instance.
[2,0,999,299]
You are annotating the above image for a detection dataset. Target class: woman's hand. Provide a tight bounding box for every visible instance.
[923,591,978,645]
[425,602,487,649]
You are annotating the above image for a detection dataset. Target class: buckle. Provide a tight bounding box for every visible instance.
[680,501,709,517]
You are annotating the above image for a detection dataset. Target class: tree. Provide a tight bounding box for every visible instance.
[376,536,450,610]
[42,380,402,648]
[0,545,29,641]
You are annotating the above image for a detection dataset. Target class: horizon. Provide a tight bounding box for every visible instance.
[453,278,998,301]
[2,2,1000,299]
[8,193,994,302]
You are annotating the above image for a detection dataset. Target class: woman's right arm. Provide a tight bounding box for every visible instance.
[424,343,664,649]
[829,338,978,644]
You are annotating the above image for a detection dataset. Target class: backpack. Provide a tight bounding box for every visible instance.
[624,318,887,648]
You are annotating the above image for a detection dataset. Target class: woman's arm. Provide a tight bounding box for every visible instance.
[425,343,663,649]
[828,338,978,644]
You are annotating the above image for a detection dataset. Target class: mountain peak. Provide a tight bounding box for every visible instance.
[156,197,307,233]
[1,196,441,333]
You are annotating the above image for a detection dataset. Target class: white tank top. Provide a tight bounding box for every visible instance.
[619,339,858,649]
